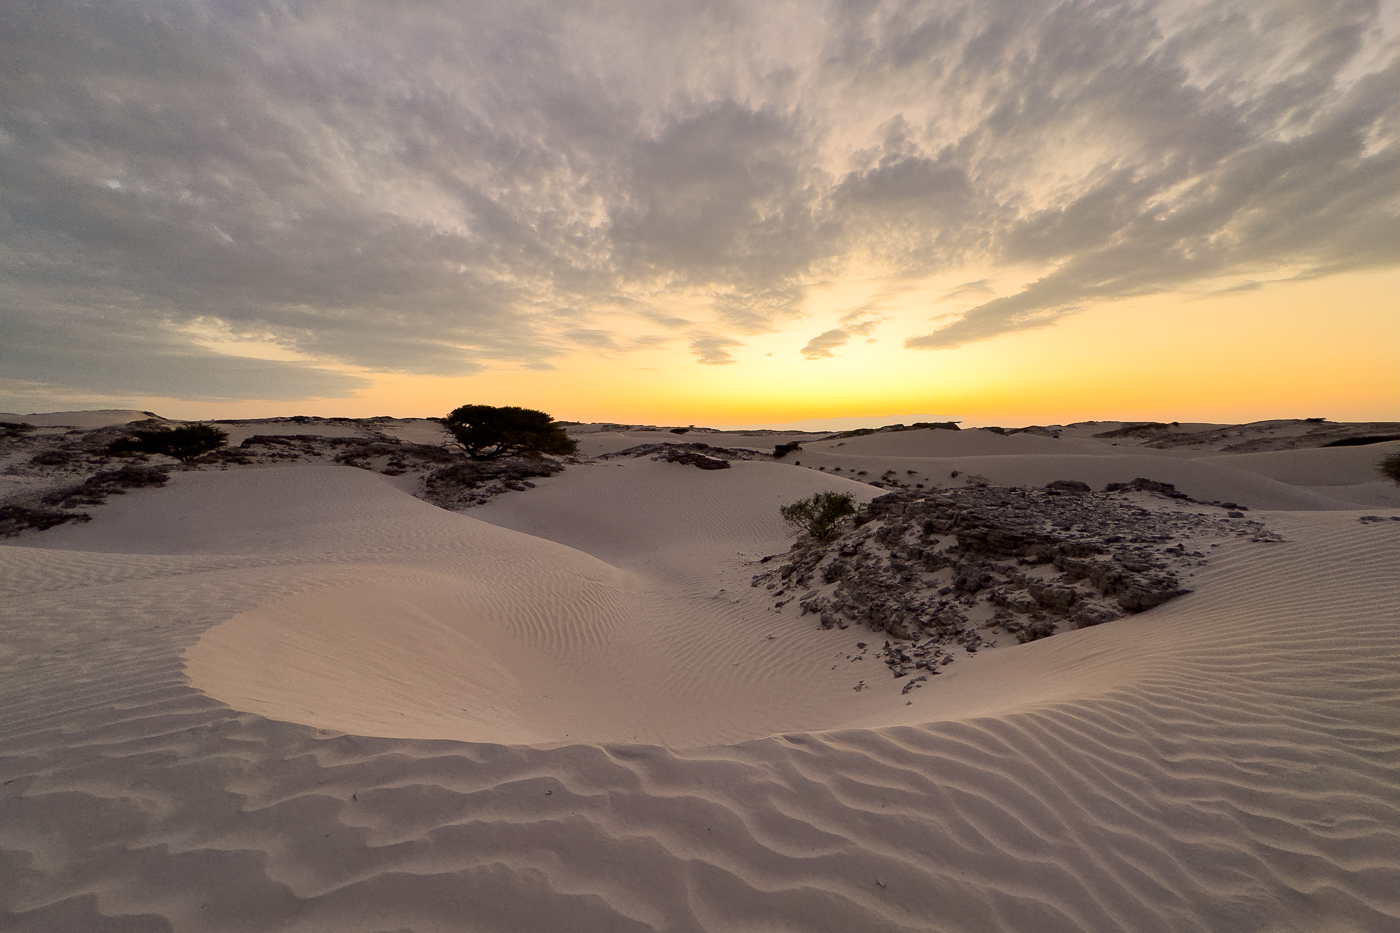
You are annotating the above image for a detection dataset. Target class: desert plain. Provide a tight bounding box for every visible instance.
[1,410,1398,932]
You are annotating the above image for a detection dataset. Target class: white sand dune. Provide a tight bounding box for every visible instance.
[790,429,1393,510]
[2,426,1398,931]
[572,428,817,458]
[0,409,154,429]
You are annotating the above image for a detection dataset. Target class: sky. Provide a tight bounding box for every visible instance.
[2,0,1397,429]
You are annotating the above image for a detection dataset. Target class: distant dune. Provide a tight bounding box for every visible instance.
[2,413,1398,931]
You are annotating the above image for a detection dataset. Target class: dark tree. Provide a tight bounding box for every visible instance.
[108,423,228,463]
[442,405,577,461]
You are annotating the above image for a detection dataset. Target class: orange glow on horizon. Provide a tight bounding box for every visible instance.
[106,267,1398,428]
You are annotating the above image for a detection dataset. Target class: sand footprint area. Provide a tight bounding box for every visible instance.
[2,427,1399,932]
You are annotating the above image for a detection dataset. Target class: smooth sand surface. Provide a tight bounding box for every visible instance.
[0,409,153,429]
[787,430,1380,510]
[3,427,1398,931]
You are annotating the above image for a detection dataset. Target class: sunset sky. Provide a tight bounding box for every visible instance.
[2,0,1396,428]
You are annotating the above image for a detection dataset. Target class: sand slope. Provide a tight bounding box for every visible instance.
[0,409,154,429]
[786,428,1395,510]
[3,436,1399,931]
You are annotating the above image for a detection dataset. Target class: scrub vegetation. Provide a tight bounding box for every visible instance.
[780,491,857,542]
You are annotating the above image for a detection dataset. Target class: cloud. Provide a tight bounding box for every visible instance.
[563,328,672,353]
[0,309,371,401]
[840,309,882,337]
[800,329,851,360]
[903,2,1399,349]
[800,305,883,358]
[0,0,1392,401]
[937,280,997,302]
[636,311,696,330]
[1208,281,1264,295]
[563,329,621,350]
[690,336,743,365]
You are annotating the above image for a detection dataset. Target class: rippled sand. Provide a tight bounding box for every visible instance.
[3,425,1398,931]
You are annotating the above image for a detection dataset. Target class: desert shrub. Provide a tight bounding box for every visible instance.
[669,427,690,434]
[0,505,91,537]
[780,491,857,542]
[42,466,170,507]
[441,405,578,460]
[1379,452,1400,486]
[773,441,802,458]
[30,449,80,466]
[108,423,228,463]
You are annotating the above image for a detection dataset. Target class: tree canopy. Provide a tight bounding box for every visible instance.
[442,405,577,461]
[108,423,228,463]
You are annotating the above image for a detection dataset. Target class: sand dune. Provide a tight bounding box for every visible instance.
[784,429,1393,510]
[2,423,1398,931]
[0,409,155,429]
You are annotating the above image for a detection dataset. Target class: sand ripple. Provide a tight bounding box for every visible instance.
[2,467,1398,931]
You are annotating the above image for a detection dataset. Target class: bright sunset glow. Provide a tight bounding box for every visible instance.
[2,1,1396,426]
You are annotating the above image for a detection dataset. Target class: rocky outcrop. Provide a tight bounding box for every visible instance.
[1045,479,1091,494]
[1104,477,1190,499]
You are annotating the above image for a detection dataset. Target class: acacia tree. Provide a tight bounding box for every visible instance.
[108,423,228,463]
[442,405,577,460]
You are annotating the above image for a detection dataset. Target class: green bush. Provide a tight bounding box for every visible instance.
[1379,452,1400,486]
[780,491,857,541]
[441,405,578,461]
[108,423,228,463]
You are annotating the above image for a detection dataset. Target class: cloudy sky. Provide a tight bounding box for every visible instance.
[2,0,1396,426]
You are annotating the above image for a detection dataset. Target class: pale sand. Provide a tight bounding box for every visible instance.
[2,423,1398,931]
[0,409,155,430]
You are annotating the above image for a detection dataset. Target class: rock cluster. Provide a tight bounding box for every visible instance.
[752,481,1283,678]
[1101,476,1253,512]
